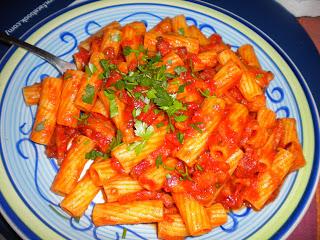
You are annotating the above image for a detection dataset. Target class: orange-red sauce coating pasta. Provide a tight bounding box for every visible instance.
[24,16,306,239]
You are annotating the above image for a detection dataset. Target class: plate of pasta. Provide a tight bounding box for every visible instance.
[0,0,319,240]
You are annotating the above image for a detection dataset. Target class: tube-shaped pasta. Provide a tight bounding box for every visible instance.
[279,118,299,147]
[173,193,211,236]
[217,49,246,70]
[51,135,95,196]
[111,126,167,173]
[238,71,263,101]
[89,159,118,186]
[74,53,104,112]
[176,98,225,166]
[188,25,209,45]
[226,149,244,175]
[139,157,177,191]
[158,214,189,239]
[57,70,83,128]
[193,50,217,72]
[172,15,189,36]
[126,21,147,36]
[60,173,100,217]
[100,29,122,55]
[257,108,276,129]
[30,77,63,145]
[227,103,249,134]
[92,200,163,226]
[79,21,121,51]
[238,44,261,69]
[163,34,199,54]
[22,83,41,105]
[102,94,135,143]
[103,175,143,202]
[245,148,294,210]
[160,52,184,74]
[214,61,243,96]
[91,97,108,118]
[144,31,159,54]
[206,203,228,228]
[149,17,172,34]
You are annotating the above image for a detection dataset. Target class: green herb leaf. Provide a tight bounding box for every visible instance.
[190,122,203,133]
[178,27,185,36]
[110,130,123,150]
[156,122,164,128]
[104,89,119,118]
[123,46,132,56]
[134,120,154,140]
[155,155,163,169]
[35,120,45,132]
[111,33,121,42]
[64,73,73,80]
[174,115,188,122]
[122,228,127,239]
[115,80,125,90]
[174,66,187,75]
[163,164,175,171]
[178,166,193,181]
[195,164,204,171]
[165,173,172,179]
[142,104,150,113]
[256,73,264,79]
[48,205,69,220]
[199,89,211,98]
[100,59,117,79]
[74,113,90,124]
[132,108,142,118]
[85,150,109,160]
[146,88,157,99]
[176,132,184,144]
[177,84,186,93]
[82,84,95,104]
[85,63,97,77]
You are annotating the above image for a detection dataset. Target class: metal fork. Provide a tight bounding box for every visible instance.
[0,32,76,74]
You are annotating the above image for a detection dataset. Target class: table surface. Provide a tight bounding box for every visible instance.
[288,16,320,240]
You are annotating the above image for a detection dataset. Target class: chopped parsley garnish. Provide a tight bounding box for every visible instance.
[82,84,95,104]
[85,63,97,77]
[109,130,123,150]
[64,73,73,79]
[156,122,164,128]
[111,33,121,42]
[34,120,45,132]
[134,120,154,140]
[130,120,155,155]
[155,155,163,168]
[121,228,127,239]
[174,66,187,75]
[99,59,117,79]
[104,89,119,118]
[85,150,109,160]
[190,122,203,133]
[174,114,188,122]
[256,73,264,79]
[132,108,142,118]
[177,84,186,93]
[176,132,184,144]
[195,163,204,171]
[48,205,69,220]
[142,104,150,113]
[178,165,193,181]
[75,113,90,124]
[199,89,211,98]
[178,27,185,36]
[165,173,172,179]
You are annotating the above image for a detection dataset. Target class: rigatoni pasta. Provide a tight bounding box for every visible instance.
[23,16,306,239]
